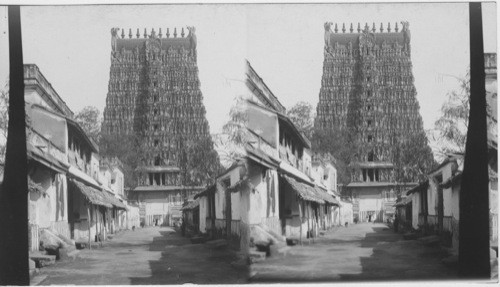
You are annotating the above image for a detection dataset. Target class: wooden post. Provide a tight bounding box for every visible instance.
[87,204,91,250]
[298,198,303,246]
[437,183,444,234]
[0,6,29,284]
[95,206,98,245]
[307,203,310,244]
[458,2,490,278]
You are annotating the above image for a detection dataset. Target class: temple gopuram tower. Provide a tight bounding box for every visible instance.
[102,27,217,226]
[315,22,431,223]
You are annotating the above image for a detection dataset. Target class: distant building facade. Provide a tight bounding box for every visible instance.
[315,22,432,222]
[101,27,216,226]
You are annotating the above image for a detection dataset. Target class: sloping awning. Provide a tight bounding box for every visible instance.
[194,184,216,199]
[313,186,340,206]
[181,199,200,211]
[102,191,128,210]
[394,196,412,207]
[440,171,463,189]
[69,179,113,208]
[282,174,324,204]
[406,181,429,196]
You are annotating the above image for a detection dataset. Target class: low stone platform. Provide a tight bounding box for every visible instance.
[29,253,56,268]
[248,250,266,264]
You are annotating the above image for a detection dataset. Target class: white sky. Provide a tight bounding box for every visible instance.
[0,2,497,135]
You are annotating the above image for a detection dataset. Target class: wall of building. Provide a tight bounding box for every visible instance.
[29,165,68,234]
[215,182,226,220]
[111,168,124,197]
[427,183,438,216]
[443,187,453,217]
[145,200,169,217]
[356,189,384,212]
[246,164,280,231]
[25,90,55,113]
[339,201,353,225]
[411,193,420,229]
[127,205,141,229]
[450,185,460,221]
[199,196,208,233]
[70,185,97,242]
[100,169,112,189]
[90,154,100,182]
[311,165,324,186]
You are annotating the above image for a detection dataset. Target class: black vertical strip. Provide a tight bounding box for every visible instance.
[458,2,490,279]
[0,5,28,285]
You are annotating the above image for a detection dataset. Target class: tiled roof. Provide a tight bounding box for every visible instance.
[194,184,216,199]
[282,174,324,204]
[313,185,340,205]
[394,196,412,207]
[69,179,113,208]
[440,172,462,189]
[406,181,429,196]
[181,199,200,211]
[69,179,127,210]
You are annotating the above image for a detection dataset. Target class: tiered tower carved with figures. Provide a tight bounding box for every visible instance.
[102,27,218,225]
[315,22,432,222]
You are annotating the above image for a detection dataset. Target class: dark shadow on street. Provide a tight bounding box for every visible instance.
[337,225,458,282]
[130,229,248,284]
[249,223,459,283]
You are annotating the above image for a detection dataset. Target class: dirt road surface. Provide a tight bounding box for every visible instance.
[39,227,248,285]
[250,222,459,283]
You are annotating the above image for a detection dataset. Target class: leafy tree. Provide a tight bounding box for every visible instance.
[222,96,250,146]
[392,131,437,186]
[74,106,102,144]
[287,101,315,140]
[432,71,470,157]
[99,133,141,189]
[219,95,251,165]
[0,82,9,162]
[312,127,355,185]
[180,136,224,187]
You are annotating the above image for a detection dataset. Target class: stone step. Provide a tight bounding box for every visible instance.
[29,259,36,270]
[29,254,56,268]
[30,274,48,286]
[248,250,266,264]
[286,237,300,246]
[75,241,103,249]
[254,240,272,256]
[270,244,291,257]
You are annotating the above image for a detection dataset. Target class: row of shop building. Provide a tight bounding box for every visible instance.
[394,53,498,253]
[20,64,140,251]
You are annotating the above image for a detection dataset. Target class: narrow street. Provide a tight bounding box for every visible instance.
[39,227,248,285]
[250,223,459,283]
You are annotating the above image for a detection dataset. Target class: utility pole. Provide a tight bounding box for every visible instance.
[0,6,29,285]
[458,2,490,279]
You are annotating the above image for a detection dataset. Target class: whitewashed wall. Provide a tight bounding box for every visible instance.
[411,193,420,229]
